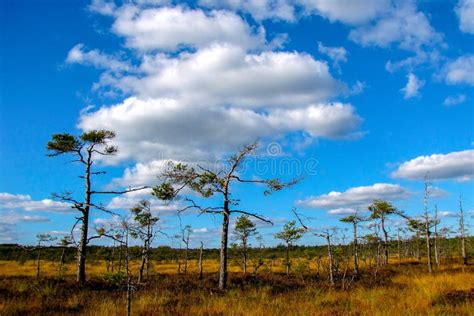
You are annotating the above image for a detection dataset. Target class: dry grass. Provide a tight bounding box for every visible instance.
[1,259,473,315]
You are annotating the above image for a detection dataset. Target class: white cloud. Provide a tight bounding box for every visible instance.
[391,150,474,181]
[2,211,51,224]
[302,0,391,25]
[112,161,170,187]
[110,5,265,51]
[89,44,345,108]
[200,0,390,24]
[443,94,467,106]
[192,227,209,233]
[401,73,424,99]
[317,42,348,69]
[107,192,181,216]
[298,183,411,210]
[69,1,365,183]
[327,208,357,215]
[0,193,71,212]
[199,0,296,22]
[456,0,474,34]
[66,44,133,72]
[88,0,117,16]
[349,1,442,52]
[0,223,16,242]
[430,186,449,198]
[79,97,362,163]
[438,211,457,218]
[441,55,474,86]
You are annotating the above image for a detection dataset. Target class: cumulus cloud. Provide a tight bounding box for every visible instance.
[107,190,181,216]
[0,223,16,242]
[327,208,359,215]
[297,183,411,210]
[441,55,474,86]
[79,97,362,163]
[391,150,474,181]
[199,0,296,22]
[349,2,442,52]
[110,5,265,51]
[3,212,51,224]
[317,42,348,69]
[88,44,345,108]
[0,193,71,212]
[192,227,210,234]
[302,0,391,25]
[456,0,474,34]
[401,73,424,99]
[66,44,133,72]
[438,211,458,218]
[68,0,364,184]
[200,0,390,24]
[443,94,467,106]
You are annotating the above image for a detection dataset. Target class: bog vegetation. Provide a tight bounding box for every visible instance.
[0,129,472,315]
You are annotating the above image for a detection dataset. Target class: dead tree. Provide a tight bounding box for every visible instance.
[422,178,433,273]
[152,141,299,290]
[459,195,467,266]
[47,130,147,283]
[35,233,56,278]
[314,229,337,287]
[182,225,192,275]
[433,204,440,267]
[397,227,403,266]
[198,241,204,280]
[58,235,73,278]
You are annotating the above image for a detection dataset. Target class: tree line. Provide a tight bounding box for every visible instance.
[38,129,471,295]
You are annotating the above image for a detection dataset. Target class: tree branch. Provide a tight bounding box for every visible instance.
[91,186,149,195]
[230,210,273,224]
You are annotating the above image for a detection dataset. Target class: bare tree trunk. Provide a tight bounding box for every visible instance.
[353,222,359,275]
[285,242,290,276]
[243,240,247,275]
[111,241,116,272]
[219,207,230,290]
[425,224,432,273]
[397,228,401,267]
[424,181,433,273]
[138,239,148,284]
[327,235,334,287]
[58,247,66,278]
[415,232,421,261]
[184,242,189,275]
[125,230,132,316]
[77,154,91,284]
[459,197,467,266]
[434,205,439,267]
[199,242,203,280]
[76,211,89,283]
[381,216,389,265]
[36,246,41,279]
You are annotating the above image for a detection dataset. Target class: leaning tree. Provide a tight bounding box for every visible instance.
[152,141,299,290]
[47,130,146,284]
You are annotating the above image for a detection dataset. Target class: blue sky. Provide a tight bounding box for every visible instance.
[1,0,473,247]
